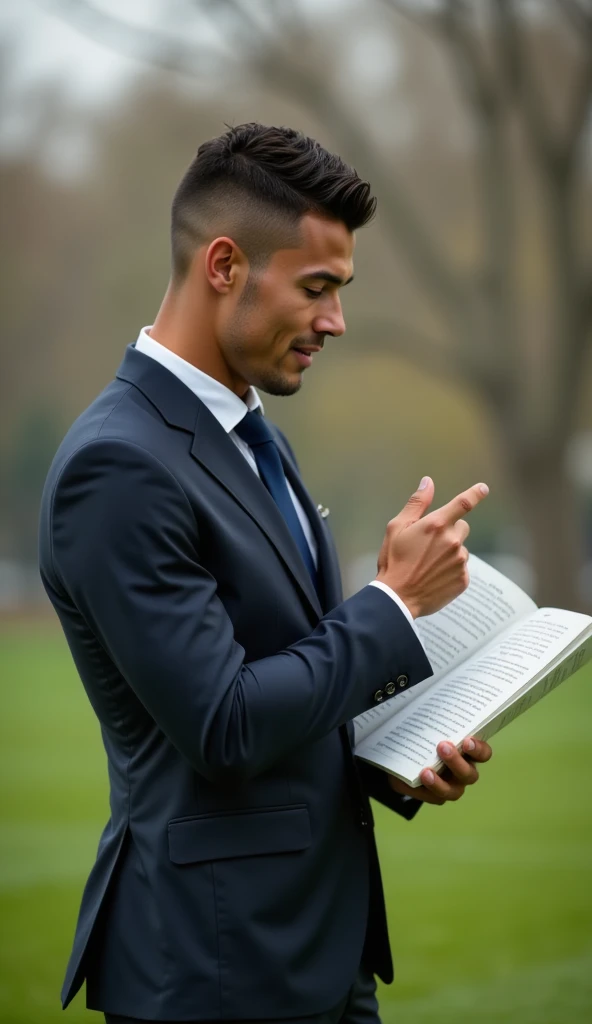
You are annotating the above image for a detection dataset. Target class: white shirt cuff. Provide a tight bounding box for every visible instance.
[368,580,422,641]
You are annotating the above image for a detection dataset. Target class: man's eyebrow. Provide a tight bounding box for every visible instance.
[301,271,354,287]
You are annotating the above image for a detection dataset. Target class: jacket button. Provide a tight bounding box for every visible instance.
[373,689,384,702]
[385,681,396,696]
[396,674,409,688]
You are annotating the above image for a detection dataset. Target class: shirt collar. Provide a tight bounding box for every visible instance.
[134,327,262,433]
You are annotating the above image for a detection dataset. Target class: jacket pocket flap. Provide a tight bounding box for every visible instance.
[168,805,311,865]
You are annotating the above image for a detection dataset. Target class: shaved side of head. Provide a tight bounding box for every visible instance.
[172,184,302,284]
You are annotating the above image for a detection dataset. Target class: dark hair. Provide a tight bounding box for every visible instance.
[171,123,376,281]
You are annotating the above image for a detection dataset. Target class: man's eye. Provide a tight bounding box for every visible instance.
[304,288,323,298]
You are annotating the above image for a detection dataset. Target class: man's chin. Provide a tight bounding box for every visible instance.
[255,370,303,397]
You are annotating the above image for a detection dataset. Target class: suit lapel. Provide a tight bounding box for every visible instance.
[117,344,324,621]
[190,406,323,619]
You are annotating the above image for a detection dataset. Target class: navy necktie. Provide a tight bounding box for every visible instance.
[235,411,318,591]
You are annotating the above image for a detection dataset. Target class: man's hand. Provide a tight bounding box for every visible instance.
[376,477,489,618]
[388,737,493,805]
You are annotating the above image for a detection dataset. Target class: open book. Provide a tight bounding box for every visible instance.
[354,555,592,787]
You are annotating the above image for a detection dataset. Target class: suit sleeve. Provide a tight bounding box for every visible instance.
[357,761,423,820]
[47,438,433,782]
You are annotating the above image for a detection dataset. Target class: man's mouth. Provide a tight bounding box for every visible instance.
[290,344,322,369]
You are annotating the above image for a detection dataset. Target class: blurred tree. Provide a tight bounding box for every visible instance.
[29,1,592,608]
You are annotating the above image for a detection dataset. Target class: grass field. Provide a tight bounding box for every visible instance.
[1,621,591,1024]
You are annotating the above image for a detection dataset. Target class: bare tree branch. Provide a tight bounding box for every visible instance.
[261,0,310,36]
[492,0,557,165]
[554,0,592,36]
[413,1,520,370]
[197,0,274,50]
[439,0,499,119]
[380,0,502,122]
[383,0,500,120]
[382,0,518,342]
[376,0,446,33]
[560,48,592,169]
[37,0,225,79]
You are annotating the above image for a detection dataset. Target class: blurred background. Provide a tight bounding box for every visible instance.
[1,1,591,1022]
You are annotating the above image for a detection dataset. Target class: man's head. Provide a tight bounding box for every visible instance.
[162,123,376,397]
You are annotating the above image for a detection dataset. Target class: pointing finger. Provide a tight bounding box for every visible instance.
[438,483,489,526]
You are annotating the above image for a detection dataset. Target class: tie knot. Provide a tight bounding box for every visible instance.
[234,410,274,449]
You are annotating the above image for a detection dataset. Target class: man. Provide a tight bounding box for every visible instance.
[39,123,492,1024]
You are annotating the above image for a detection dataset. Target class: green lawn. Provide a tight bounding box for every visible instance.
[1,621,591,1024]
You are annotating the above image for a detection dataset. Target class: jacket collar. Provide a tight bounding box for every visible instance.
[134,327,263,432]
[116,342,202,433]
[116,344,323,620]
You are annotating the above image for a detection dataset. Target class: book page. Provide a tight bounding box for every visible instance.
[353,554,536,744]
[415,555,536,674]
[356,606,591,784]
[477,621,592,741]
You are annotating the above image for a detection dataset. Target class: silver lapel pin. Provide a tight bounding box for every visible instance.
[317,504,330,519]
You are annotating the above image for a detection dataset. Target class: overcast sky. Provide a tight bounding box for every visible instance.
[0,1,196,171]
[0,0,366,104]
[3,1,128,101]
[0,0,401,174]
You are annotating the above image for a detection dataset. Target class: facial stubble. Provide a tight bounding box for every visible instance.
[226,273,304,397]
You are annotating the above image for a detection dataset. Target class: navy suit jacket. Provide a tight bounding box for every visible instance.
[38,345,432,1020]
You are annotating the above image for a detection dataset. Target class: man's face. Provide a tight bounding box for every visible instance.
[218,213,354,396]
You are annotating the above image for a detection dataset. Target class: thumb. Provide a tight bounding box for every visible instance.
[396,476,434,528]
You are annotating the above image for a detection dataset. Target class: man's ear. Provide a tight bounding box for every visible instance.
[205,237,246,294]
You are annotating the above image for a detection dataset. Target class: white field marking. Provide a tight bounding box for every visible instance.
[376,832,592,870]
[381,948,592,1023]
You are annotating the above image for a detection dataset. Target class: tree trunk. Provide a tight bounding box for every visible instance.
[504,444,587,612]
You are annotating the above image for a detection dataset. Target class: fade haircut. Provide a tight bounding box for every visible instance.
[170,123,376,283]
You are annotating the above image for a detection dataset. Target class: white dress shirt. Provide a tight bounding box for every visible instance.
[135,327,419,637]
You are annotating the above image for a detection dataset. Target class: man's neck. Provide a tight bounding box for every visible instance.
[150,291,247,397]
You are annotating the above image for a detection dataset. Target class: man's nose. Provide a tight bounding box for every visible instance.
[312,298,346,338]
